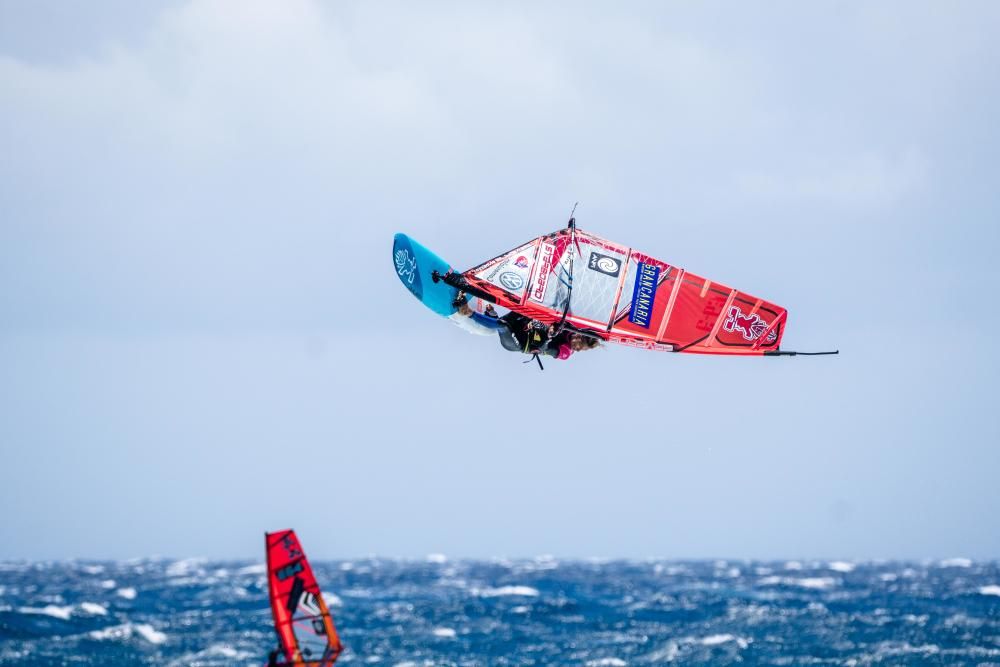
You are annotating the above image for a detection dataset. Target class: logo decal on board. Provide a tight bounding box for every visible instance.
[627,262,660,328]
[514,256,529,269]
[394,249,417,284]
[588,252,621,277]
[499,271,525,291]
[723,305,778,343]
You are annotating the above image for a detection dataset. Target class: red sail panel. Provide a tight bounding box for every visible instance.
[461,227,786,355]
[648,271,785,354]
[266,530,342,666]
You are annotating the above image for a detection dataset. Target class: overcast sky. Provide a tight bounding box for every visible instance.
[2,0,998,561]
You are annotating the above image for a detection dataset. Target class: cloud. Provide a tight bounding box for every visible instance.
[0,1,992,333]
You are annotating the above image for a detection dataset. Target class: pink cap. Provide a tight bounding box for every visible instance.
[557,344,573,360]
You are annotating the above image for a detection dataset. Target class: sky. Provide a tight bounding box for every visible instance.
[1,1,998,561]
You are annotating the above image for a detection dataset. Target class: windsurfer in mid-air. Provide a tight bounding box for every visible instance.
[454,292,600,360]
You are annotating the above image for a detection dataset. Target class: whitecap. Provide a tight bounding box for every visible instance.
[828,561,855,573]
[873,641,940,657]
[700,634,749,648]
[90,622,167,645]
[426,553,447,564]
[78,602,108,616]
[81,565,104,575]
[116,587,137,600]
[18,605,73,620]
[585,659,626,666]
[978,585,1000,597]
[166,558,205,577]
[641,643,679,662]
[784,561,803,571]
[758,576,837,590]
[99,579,116,589]
[323,591,343,607]
[477,585,540,598]
[136,623,167,644]
[938,557,973,568]
[432,627,456,638]
[237,563,266,576]
[166,643,253,666]
[794,577,837,590]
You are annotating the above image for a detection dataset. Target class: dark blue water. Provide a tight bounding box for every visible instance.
[2,558,999,665]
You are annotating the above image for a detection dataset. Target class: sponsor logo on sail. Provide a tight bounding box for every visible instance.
[588,252,621,277]
[514,256,529,269]
[530,242,556,302]
[627,262,660,328]
[499,271,524,291]
[723,305,778,343]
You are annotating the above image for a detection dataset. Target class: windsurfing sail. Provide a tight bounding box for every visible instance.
[445,223,803,356]
[266,530,343,666]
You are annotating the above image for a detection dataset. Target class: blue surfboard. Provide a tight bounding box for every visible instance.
[392,233,460,316]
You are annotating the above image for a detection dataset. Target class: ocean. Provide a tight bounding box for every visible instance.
[1,558,998,665]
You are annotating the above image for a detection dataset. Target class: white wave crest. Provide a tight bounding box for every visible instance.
[18,605,74,620]
[978,585,1000,597]
[236,563,266,576]
[89,622,167,645]
[938,557,973,568]
[166,558,205,577]
[116,587,137,600]
[759,576,837,590]
[585,659,626,666]
[700,634,750,648]
[828,561,855,573]
[432,627,456,638]
[78,602,108,616]
[166,643,255,666]
[477,585,539,598]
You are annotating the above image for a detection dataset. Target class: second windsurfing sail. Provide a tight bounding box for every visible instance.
[266,530,343,666]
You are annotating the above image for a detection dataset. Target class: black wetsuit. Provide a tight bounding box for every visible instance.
[497,313,568,358]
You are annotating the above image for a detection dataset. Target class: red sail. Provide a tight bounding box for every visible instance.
[460,227,786,355]
[266,530,343,666]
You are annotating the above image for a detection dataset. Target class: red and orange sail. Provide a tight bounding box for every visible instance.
[460,226,786,355]
[266,530,342,666]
